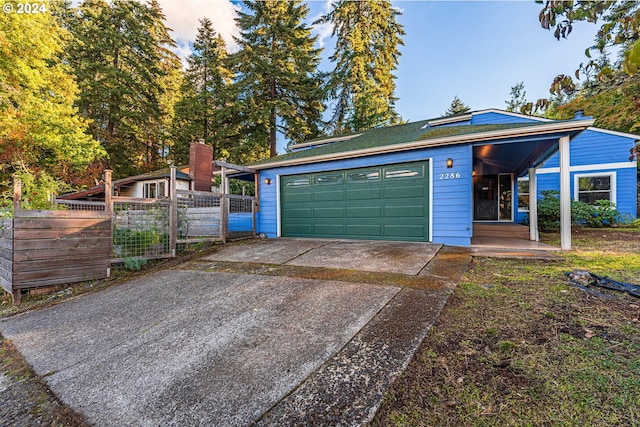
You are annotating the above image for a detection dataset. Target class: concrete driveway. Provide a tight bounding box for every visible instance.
[0,238,464,426]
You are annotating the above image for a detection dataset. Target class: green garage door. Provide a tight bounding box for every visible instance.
[280,161,430,241]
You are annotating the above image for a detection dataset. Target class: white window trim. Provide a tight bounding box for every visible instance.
[142,180,168,199]
[517,177,530,212]
[573,171,616,205]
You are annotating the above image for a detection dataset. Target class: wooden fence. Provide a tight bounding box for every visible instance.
[1,210,112,303]
[3,166,256,303]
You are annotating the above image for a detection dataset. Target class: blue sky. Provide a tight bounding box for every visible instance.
[159,0,601,153]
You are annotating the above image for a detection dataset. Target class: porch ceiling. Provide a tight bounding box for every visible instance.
[473,136,559,176]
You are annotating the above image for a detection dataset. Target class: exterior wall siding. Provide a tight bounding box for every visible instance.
[515,128,638,223]
[541,129,636,168]
[470,111,541,125]
[257,144,473,246]
[515,167,637,223]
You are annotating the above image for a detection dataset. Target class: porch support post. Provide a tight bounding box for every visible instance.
[559,135,571,250]
[528,168,539,241]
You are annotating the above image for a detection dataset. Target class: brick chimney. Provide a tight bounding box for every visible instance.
[189,139,213,191]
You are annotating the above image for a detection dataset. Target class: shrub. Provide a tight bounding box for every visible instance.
[537,190,562,231]
[587,199,624,227]
[124,257,147,271]
[536,190,624,231]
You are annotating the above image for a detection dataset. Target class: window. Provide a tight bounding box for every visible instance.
[284,177,310,187]
[384,165,422,179]
[517,178,529,212]
[143,182,157,198]
[347,170,380,182]
[314,173,343,185]
[143,180,167,199]
[575,173,615,205]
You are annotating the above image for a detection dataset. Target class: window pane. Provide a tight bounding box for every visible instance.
[347,170,380,182]
[579,176,610,191]
[579,191,611,204]
[284,177,310,187]
[517,180,529,194]
[384,165,422,179]
[314,174,343,185]
[518,195,529,211]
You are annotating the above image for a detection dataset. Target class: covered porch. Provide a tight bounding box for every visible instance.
[471,125,585,250]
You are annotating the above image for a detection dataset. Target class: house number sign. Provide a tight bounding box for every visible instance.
[439,172,461,180]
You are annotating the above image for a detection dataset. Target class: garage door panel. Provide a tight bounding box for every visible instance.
[346,187,382,200]
[347,224,382,237]
[313,190,345,202]
[346,206,382,218]
[283,224,313,236]
[283,192,313,203]
[281,161,429,242]
[314,207,344,218]
[283,207,312,218]
[313,224,345,235]
[384,205,425,217]
[384,224,426,238]
[383,185,425,199]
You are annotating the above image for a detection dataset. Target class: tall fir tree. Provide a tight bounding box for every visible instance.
[61,0,180,178]
[173,18,234,164]
[318,0,404,133]
[233,0,325,158]
[444,96,471,117]
[0,1,104,194]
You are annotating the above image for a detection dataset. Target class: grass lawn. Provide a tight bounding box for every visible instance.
[373,228,640,426]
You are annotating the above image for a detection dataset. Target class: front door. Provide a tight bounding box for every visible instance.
[474,174,513,221]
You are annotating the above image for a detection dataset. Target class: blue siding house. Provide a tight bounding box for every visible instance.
[248,109,638,247]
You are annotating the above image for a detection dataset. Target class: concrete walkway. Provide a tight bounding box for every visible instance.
[0,238,467,426]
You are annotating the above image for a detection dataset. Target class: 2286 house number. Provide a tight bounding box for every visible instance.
[439,172,461,180]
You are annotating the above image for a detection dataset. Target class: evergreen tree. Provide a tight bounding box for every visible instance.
[505,82,527,113]
[444,96,471,116]
[173,18,234,164]
[233,0,325,158]
[62,0,180,178]
[0,2,104,194]
[318,0,404,133]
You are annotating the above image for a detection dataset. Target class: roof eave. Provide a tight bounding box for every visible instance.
[251,119,594,171]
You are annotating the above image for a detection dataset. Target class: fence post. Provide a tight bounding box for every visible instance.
[169,165,177,257]
[252,197,257,237]
[220,166,228,244]
[104,170,113,213]
[13,176,21,211]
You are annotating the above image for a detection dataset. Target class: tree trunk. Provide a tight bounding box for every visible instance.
[270,78,277,157]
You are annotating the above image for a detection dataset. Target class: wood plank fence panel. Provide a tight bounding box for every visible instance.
[10,211,112,295]
[0,219,12,294]
[179,207,221,239]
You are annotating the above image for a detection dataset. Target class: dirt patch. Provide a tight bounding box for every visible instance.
[183,260,451,291]
[0,339,88,427]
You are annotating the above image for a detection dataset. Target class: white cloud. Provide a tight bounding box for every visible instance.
[310,0,335,48]
[157,0,241,64]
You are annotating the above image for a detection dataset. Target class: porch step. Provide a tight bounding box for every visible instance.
[473,223,530,239]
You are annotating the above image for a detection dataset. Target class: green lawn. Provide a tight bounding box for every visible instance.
[373,228,640,426]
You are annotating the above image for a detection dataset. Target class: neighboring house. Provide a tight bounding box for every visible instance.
[248,109,638,247]
[57,168,192,201]
[59,141,215,201]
